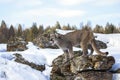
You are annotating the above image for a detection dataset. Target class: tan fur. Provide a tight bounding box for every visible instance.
[50,29,108,61]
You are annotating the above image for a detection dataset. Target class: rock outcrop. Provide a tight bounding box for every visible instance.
[7,37,28,51]
[14,53,45,72]
[33,34,58,49]
[50,52,115,80]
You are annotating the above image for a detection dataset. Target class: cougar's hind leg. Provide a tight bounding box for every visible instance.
[89,44,94,55]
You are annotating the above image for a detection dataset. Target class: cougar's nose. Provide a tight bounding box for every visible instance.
[50,38,54,44]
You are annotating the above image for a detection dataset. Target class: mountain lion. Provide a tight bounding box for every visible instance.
[50,29,108,61]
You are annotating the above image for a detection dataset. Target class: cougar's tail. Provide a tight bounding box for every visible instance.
[90,34,108,56]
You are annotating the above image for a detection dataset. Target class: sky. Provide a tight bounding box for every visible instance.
[0,0,120,28]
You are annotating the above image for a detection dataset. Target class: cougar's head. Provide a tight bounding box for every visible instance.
[50,33,63,43]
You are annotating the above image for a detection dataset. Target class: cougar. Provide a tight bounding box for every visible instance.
[50,29,108,61]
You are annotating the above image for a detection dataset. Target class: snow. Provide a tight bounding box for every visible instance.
[0,44,7,52]
[0,29,120,80]
[56,29,74,35]
[94,33,120,47]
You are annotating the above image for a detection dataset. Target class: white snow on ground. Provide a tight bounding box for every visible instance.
[95,33,120,47]
[0,44,7,52]
[0,29,120,80]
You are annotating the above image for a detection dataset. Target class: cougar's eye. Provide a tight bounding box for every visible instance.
[50,38,53,41]
[58,36,61,39]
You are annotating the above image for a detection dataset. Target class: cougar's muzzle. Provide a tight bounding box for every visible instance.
[49,37,54,44]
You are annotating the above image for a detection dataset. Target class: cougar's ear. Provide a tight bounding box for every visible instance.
[55,33,62,39]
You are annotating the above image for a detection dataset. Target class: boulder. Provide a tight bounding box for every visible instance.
[50,52,115,80]
[96,40,107,49]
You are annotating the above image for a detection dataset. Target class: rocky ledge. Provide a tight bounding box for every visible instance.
[50,52,116,80]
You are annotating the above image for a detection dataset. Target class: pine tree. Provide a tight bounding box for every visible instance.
[44,26,51,34]
[93,25,104,33]
[0,20,9,43]
[71,25,77,30]
[104,23,116,34]
[38,25,44,35]
[8,25,15,40]
[62,24,71,30]
[55,21,61,29]
[17,24,22,37]
[22,29,33,41]
[31,23,39,38]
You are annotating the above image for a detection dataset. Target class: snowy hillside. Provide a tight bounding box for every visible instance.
[0,29,120,80]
